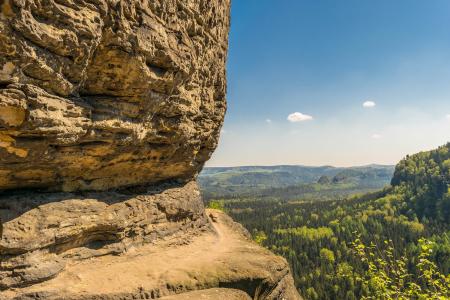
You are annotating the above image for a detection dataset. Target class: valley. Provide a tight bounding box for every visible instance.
[200,145,450,299]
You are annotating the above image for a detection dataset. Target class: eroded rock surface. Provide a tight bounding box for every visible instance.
[1,210,301,300]
[0,0,303,299]
[159,288,252,300]
[0,0,229,191]
[0,181,209,290]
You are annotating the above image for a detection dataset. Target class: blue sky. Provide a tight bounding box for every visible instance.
[207,0,450,167]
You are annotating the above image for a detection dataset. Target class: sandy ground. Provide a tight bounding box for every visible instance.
[2,210,295,299]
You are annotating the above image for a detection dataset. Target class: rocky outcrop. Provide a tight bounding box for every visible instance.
[0,0,302,299]
[1,206,301,299]
[159,289,252,300]
[0,181,208,289]
[0,0,228,191]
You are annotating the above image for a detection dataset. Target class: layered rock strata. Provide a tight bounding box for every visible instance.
[0,0,228,191]
[0,181,207,290]
[1,208,301,300]
[0,0,302,298]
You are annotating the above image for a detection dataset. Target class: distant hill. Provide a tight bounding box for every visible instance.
[199,164,395,200]
[214,143,450,300]
[390,142,450,221]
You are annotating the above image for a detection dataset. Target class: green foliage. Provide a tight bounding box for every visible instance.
[199,165,394,200]
[391,143,450,221]
[320,248,335,264]
[274,226,334,241]
[200,144,450,300]
[305,287,319,300]
[207,200,226,212]
[351,237,450,299]
[253,230,268,245]
[222,186,450,299]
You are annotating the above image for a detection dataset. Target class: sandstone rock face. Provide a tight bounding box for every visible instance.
[0,0,228,191]
[0,0,303,299]
[1,209,301,300]
[159,288,252,300]
[0,182,208,290]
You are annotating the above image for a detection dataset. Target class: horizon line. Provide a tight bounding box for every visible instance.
[202,163,396,169]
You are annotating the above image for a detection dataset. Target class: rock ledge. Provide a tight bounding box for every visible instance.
[1,208,300,300]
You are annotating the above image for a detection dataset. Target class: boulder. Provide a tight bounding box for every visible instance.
[0,0,228,191]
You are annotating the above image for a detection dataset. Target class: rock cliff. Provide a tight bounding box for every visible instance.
[0,0,227,191]
[0,0,302,299]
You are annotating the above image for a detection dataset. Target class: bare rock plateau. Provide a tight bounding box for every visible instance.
[0,0,302,299]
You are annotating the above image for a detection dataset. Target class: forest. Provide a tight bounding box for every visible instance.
[203,143,450,299]
[199,165,394,200]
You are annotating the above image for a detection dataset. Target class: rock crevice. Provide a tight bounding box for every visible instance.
[0,0,302,298]
[1,209,301,300]
[0,0,228,192]
[0,181,209,290]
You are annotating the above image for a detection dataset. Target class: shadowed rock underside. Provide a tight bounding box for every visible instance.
[0,0,228,191]
[0,208,301,299]
[0,0,302,299]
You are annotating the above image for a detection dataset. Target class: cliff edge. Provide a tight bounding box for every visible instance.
[0,0,228,191]
[0,0,301,299]
[1,205,299,299]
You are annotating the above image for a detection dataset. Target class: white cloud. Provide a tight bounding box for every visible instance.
[446,114,450,120]
[287,112,313,123]
[266,119,272,123]
[371,133,382,139]
[363,100,376,108]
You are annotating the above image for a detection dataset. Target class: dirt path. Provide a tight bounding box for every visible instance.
[2,210,299,300]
